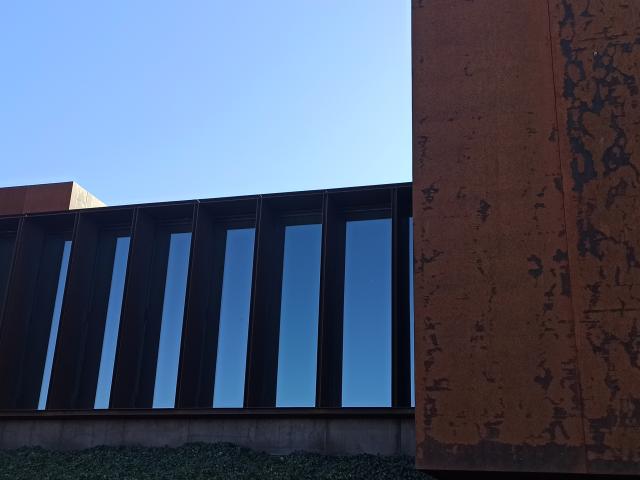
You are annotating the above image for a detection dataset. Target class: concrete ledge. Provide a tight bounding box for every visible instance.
[0,408,415,456]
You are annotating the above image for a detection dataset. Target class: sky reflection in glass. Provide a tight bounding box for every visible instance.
[276,224,321,407]
[213,228,255,408]
[94,236,130,409]
[342,218,391,407]
[153,232,192,408]
[38,240,72,410]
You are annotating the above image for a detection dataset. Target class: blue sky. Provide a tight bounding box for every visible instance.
[0,1,411,206]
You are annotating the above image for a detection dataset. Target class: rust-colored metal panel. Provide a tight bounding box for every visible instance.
[549,0,640,475]
[0,183,73,215]
[412,0,586,473]
[0,182,104,216]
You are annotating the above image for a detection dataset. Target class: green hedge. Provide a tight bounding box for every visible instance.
[0,443,434,480]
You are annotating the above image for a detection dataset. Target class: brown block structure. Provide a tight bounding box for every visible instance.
[412,0,640,475]
[0,182,105,216]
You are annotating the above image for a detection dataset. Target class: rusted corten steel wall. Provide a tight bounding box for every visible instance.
[412,0,640,475]
[549,1,640,475]
[0,182,105,216]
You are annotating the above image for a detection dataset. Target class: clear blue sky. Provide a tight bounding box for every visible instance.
[0,1,411,206]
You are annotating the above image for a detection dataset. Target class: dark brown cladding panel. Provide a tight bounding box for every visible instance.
[413,0,640,475]
[0,182,105,216]
[412,0,585,474]
[0,183,73,216]
[550,1,640,474]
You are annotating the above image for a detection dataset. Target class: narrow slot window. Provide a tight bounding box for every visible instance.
[38,240,72,410]
[94,236,131,409]
[152,232,192,408]
[342,218,392,407]
[213,228,255,408]
[276,224,322,407]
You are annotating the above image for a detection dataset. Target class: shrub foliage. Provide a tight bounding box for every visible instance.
[0,443,434,480]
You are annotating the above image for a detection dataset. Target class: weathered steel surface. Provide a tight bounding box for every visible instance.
[412,0,586,473]
[550,0,640,474]
[0,182,104,216]
[413,0,640,475]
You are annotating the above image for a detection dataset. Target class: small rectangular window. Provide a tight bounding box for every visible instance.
[94,236,131,409]
[213,228,255,408]
[342,218,392,407]
[276,223,322,407]
[38,240,72,410]
[152,232,192,408]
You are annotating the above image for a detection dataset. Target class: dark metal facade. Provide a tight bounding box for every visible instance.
[0,183,412,412]
[412,0,640,475]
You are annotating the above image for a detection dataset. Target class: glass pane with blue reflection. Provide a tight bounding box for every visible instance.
[213,228,255,408]
[342,218,392,407]
[276,224,322,407]
[38,240,72,410]
[94,236,131,409]
[409,218,415,407]
[153,232,192,408]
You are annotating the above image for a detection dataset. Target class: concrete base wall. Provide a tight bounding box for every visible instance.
[0,409,414,456]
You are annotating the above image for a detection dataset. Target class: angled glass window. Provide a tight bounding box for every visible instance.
[276,223,322,407]
[213,227,255,408]
[409,217,415,407]
[342,218,392,407]
[38,240,72,410]
[152,232,192,408]
[94,236,131,409]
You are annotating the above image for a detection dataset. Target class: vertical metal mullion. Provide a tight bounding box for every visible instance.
[113,204,195,409]
[136,221,171,408]
[0,217,23,334]
[175,203,203,407]
[47,212,95,410]
[15,214,75,409]
[0,217,27,408]
[176,203,222,408]
[392,188,411,408]
[244,197,285,407]
[316,193,346,408]
[0,217,45,408]
[110,208,160,408]
[108,208,139,408]
[77,230,121,408]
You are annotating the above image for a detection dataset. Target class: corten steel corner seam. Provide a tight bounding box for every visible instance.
[411,0,590,473]
[545,0,589,473]
[547,1,640,474]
